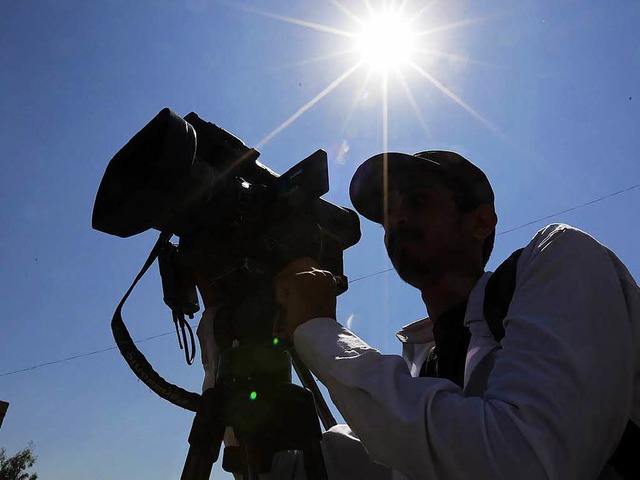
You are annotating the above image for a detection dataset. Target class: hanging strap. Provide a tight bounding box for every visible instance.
[111,232,201,411]
[172,310,197,366]
[483,247,639,479]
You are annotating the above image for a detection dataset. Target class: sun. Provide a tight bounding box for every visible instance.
[353,9,418,73]
[236,2,498,148]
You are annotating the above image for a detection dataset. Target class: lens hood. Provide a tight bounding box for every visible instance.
[92,108,211,237]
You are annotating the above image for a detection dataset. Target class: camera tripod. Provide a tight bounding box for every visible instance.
[180,341,333,480]
[105,228,350,479]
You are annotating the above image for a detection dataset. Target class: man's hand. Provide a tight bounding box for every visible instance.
[194,272,221,309]
[274,257,337,340]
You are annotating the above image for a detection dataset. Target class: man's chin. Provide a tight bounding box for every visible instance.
[396,268,425,288]
[392,256,432,288]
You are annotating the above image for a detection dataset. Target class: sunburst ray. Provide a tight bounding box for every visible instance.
[234,4,355,38]
[414,48,505,70]
[256,62,364,149]
[395,70,432,140]
[271,49,355,71]
[414,17,486,37]
[329,0,362,25]
[409,62,501,135]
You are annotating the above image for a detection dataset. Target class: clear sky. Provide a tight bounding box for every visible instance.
[1,0,639,478]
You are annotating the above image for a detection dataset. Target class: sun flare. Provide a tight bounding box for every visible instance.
[238,2,497,147]
[354,10,418,72]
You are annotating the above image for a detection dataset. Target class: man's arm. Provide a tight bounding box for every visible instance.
[196,276,394,479]
[286,225,635,479]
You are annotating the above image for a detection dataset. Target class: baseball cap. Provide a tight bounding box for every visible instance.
[349,150,494,223]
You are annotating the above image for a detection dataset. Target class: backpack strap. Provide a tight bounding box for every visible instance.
[483,248,524,342]
[482,247,639,479]
[610,420,640,479]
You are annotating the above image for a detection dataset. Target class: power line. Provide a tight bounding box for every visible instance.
[0,331,179,378]
[496,184,640,235]
[2,182,638,378]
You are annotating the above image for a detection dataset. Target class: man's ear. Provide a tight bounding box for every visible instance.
[470,204,497,241]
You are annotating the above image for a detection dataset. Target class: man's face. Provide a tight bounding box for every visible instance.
[383,184,477,288]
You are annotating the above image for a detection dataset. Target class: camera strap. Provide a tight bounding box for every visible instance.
[111,232,201,411]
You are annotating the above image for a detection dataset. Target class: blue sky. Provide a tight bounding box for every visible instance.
[1,0,639,478]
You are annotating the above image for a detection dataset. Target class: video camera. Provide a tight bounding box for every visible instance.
[92,109,360,478]
[93,107,360,350]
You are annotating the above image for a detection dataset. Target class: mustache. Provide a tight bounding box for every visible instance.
[385,226,423,253]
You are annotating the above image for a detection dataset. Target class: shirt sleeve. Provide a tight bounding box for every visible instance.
[196,307,220,392]
[294,224,635,480]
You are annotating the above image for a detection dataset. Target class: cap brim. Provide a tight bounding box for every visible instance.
[349,152,442,223]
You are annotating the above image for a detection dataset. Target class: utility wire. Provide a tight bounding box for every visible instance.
[0,331,179,378]
[2,183,638,378]
[496,184,640,235]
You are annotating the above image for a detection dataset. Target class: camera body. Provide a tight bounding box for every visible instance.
[93,108,360,344]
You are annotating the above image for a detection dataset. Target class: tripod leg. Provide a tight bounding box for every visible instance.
[181,446,218,480]
[181,387,225,480]
[291,349,337,430]
[223,440,274,479]
[302,441,328,480]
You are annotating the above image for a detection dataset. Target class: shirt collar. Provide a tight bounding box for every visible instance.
[395,270,493,344]
[464,271,492,328]
[396,317,434,344]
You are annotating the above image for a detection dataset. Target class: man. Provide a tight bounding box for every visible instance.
[199,150,639,479]
[271,150,639,479]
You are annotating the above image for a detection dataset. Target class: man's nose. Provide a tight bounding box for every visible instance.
[384,194,408,227]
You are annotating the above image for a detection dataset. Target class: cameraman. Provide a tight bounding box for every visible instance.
[201,150,640,479]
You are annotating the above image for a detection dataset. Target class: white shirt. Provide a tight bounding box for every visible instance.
[294,224,639,479]
[198,224,640,479]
